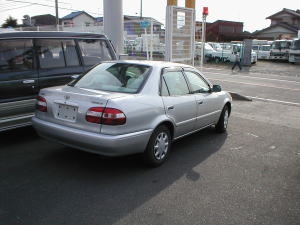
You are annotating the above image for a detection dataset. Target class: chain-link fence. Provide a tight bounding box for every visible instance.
[13,19,256,66]
[123,18,165,60]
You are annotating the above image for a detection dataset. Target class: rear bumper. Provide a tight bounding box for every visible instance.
[32,117,152,156]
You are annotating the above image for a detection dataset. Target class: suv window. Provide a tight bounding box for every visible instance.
[36,39,79,69]
[0,39,33,72]
[78,39,113,66]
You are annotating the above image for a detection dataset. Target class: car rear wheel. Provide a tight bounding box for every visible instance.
[143,125,171,167]
[215,105,229,133]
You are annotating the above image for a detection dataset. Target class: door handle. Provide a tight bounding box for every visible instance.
[197,100,203,104]
[22,79,35,84]
[167,106,174,110]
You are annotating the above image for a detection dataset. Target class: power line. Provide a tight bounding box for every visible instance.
[4,0,70,6]
[0,3,35,12]
[1,0,101,16]
[2,0,68,10]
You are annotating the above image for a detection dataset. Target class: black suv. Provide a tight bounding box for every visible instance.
[0,31,117,131]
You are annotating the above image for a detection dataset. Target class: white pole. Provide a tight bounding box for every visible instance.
[103,0,124,57]
[150,19,153,60]
[200,14,206,71]
[144,28,149,60]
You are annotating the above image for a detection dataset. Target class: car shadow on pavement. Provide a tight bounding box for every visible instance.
[0,126,39,147]
[0,125,227,225]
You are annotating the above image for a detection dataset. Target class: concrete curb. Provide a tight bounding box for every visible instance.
[229,92,252,101]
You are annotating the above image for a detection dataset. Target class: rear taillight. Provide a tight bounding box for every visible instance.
[102,108,126,125]
[36,96,47,112]
[86,107,126,125]
[86,107,103,124]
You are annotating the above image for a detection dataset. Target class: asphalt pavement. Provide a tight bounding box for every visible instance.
[201,60,300,105]
[0,60,299,225]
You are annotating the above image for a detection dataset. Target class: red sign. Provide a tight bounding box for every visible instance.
[203,7,208,15]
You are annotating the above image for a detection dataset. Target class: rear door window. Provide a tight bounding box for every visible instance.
[36,39,80,69]
[78,39,113,66]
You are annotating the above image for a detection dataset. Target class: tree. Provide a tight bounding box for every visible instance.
[1,16,18,28]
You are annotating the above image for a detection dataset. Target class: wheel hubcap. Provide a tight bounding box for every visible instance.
[153,132,169,160]
[224,109,229,128]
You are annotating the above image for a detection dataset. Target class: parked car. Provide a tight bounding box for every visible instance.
[252,44,271,60]
[288,38,300,64]
[0,31,117,131]
[217,42,257,64]
[195,42,217,61]
[32,60,232,167]
[207,42,223,51]
[270,39,292,61]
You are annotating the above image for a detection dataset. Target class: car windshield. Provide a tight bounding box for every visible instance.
[261,45,271,51]
[291,40,300,50]
[73,62,151,93]
[271,41,291,49]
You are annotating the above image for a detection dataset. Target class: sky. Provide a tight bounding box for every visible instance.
[0,0,299,32]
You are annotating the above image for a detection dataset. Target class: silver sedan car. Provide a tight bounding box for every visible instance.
[32,60,232,167]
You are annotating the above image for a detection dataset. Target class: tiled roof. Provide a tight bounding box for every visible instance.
[252,22,298,35]
[266,8,300,19]
[61,11,95,20]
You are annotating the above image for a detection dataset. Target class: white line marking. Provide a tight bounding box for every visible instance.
[210,78,300,91]
[246,96,300,107]
[204,70,300,84]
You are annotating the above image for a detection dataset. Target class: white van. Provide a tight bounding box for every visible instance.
[288,38,300,63]
[252,44,271,60]
[270,39,292,61]
[213,42,257,64]
[194,42,217,61]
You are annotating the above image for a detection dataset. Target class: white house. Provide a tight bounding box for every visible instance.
[60,11,104,33]
[61,11,96,28]
[253,8,300,40]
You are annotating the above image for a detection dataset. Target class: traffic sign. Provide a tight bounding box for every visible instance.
[140,20,150,29]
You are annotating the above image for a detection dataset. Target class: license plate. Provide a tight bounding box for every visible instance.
[56,104,77,122]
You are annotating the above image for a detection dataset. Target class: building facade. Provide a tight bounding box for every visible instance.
[253,8,300,40]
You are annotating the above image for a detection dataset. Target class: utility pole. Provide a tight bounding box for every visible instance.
[140,0,143,19]
[55,0,59,29]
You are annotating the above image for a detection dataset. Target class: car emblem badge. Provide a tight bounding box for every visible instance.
[64,95,70,100]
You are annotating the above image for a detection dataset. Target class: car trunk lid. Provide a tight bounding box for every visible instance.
[36,85,127,133]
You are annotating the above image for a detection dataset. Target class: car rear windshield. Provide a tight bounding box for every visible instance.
[73,62,151,93]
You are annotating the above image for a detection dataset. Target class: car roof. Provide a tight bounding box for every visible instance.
[0,31,108,39]
[111,60,196,70]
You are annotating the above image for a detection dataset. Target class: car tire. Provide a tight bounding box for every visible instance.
[215,57,221,63]
[143,125,171,167]
[215,105,229,133]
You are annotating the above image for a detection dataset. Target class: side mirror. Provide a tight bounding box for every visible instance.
[71,75,80,79]
[212,84,222,92]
